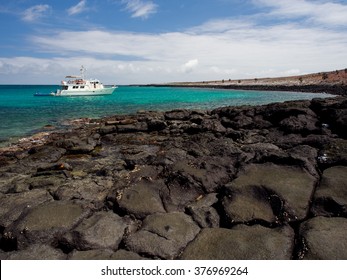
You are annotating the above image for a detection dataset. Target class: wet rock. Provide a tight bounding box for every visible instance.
[320,138,347,166]
[4,244,66,260]
[116,122,148,133]
[242,142,281,153]
[287,145,318,162]
[262,102,315,125]
[152,147,188,166]
[223,163,316,224]
[311,98,347,138]
[161,161,206,212]
[117,180,166,219]
[121,145,160,166]
[164,109,191,121]
[200,119,226,133]
[249,145,319,178]
[27,174,66,192]
[299,217,347,259]
[180,225,294,260]
[333,109,347,138]
[0,189,53,229]
[222,185,276,224]
[55,136,97,154]
[163,158,231,210]
[127,165,163,183]
[186,193,220,228]
[110,249,148,260]
[54,178,113,208]
[279,114,319,134]
[311,166,347,217]
[251,115,273,129]
[227,114,254,129]
[147,119,167,131]
[9,201,90,248]
[286,145,319,177]
[125,212,200,259]
[68,249,146,260]
[99,125,117,135]
[0,173,31,193]
[21,146,66,169]
[68,249,116,260]
[60,212,127,251]
[37,162,73,173]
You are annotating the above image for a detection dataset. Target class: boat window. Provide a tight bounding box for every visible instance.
[80,86,85,89]
[73,86,78,89]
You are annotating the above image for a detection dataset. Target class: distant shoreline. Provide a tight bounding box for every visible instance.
[142,83,346,96]
[141,68,347,96]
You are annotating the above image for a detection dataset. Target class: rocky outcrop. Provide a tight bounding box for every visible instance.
[1,96,347,259]
[180,225,294,260]
[299,217,347,259]
[222,163,316,225]
[125,212,200,259]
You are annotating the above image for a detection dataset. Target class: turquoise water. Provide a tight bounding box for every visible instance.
[0,85,334,145]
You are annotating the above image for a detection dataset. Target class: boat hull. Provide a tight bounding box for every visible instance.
[56,86,117,96]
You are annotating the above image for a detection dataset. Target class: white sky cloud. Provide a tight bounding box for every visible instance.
[22,4,50,22]
[181,59,199,73]
[122,0,158,19]
[254,0,347,26]
[3,19,343,84]
[67,0,87,16]
[1,0,346,84]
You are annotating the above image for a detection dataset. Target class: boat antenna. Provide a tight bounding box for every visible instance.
[80,65,86,80]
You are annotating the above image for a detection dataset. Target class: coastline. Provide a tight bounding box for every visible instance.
[1,91,347,259]
[145,83,347,96]
[143,68,347,96]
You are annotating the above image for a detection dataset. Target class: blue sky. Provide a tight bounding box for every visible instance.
[0,0,346,84]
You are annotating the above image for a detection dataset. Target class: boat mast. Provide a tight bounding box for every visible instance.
[80,65,86,80]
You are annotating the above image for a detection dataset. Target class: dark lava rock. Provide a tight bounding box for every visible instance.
[8,201,90,249]
[53,178,113,208]
[116,122,148,133]
[125,212,200,259]
[261,101,315,125]
[21,146,66,170]
[186,193,220,228]
[311,97,347,138]
[68,249,146,260]
[311,166,347,217]
[164,109,191,121]
[1,95,347,260]
[117,180,166,219]
[3,244,66,260]
[0,189,53,229]
[222,163,316,224]
[279,114,319,134]
[54,136,98,154]
[180,225,294,260]
[60,211,127,251]
[200,118,226,133]
[299,216,347,259]
[320,138,347,166]
[147,118,167,131]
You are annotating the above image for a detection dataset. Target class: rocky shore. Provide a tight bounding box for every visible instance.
[1,94,347,260]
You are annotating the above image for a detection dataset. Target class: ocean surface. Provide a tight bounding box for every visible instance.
[0,85,334,146]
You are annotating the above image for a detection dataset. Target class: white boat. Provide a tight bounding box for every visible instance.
[35,66,117,97]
